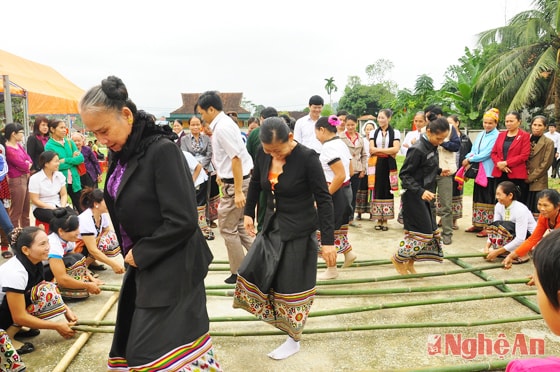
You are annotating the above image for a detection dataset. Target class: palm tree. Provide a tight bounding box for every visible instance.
[324,77,338,108]
[476,0,560,121]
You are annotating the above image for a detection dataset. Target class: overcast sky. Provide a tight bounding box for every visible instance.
[4,0,533,117]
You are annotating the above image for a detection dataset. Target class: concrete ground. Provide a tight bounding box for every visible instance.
[14,196,559,371]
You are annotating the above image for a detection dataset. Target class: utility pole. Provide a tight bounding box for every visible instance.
[2,76,13,124]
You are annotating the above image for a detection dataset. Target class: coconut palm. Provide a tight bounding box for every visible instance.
[324,77,338,108]
[476,0,560,120]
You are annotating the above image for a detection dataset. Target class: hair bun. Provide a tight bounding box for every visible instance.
[101,76,128,101]
[52,207,69,218]
[8,227,23,248]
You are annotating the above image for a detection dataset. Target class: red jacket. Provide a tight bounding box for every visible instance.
[490,129,530,179]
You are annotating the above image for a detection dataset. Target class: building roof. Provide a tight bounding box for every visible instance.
[171,92,250,115]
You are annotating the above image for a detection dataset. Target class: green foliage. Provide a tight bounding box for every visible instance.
[338,82,395,117]
[0,98,26,127]
[475,0,560,121]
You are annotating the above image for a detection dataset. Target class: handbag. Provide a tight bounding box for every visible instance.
[77,162,87,176]
[464,162,479,179]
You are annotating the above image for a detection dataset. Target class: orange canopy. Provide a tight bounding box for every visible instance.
[0,49,84,115]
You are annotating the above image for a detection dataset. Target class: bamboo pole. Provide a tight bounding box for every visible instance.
[448,257,540,314]
[204,278,530,297]
[70,314,542,336]
[204,263,506,290]
[209,253,488,269]
[209,315,542,336]
[54,292,119,372]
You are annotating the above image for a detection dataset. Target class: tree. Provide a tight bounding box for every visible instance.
[476,0,560,121]
[338,82,394,117]
[324,77,338,108]
[365,59,395,85]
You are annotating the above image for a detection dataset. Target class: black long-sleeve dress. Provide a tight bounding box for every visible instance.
[233,143,334,341]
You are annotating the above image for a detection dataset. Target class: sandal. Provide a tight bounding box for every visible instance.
[452,225,459,230]
[209,222,217,228]
[205,231,215,240]
[465,226,482,233]
[349,221,361,228]
[16,342,34,355]
[476,230,488,238]
[512,256,531,264]
[381,226,389,231]
[88,270,100,279]
[374,225,382,230]
[16,328,40,338]
[1,250,13,259]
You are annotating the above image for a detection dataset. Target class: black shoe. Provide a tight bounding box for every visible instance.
[224,274,238,284]
[88,263,107,271]
[16,342,34,355]
[16,328,40,338]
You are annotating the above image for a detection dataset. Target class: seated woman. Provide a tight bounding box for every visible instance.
[0,227,77,358]
[75,188,124,274]
[28,151,74,225]
[503,189,560,269]
[485,181,536,262]
[45,208,102,299]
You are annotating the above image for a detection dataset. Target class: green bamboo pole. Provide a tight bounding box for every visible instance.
[204,263,506,290]
[206,278,530,297]
[209,315,542,336]
[76,290,537,325]
[207,290,536,322]
[99,285,121,292]
[210,253,487,266]
[448,257,540,314]
[76,320,116,326]
[398,360,510,371]
[72,314,542,335]
[315,278,530,296]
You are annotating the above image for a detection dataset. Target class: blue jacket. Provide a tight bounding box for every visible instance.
[464,128,499,178]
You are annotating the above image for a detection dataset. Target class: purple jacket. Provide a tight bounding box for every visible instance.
[81,145,101,182]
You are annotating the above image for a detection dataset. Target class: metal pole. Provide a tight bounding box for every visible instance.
[2,75,13,124]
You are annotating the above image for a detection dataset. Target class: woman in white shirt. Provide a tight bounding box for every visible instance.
[76,188,124,274]
[45,208,101,299]
[28,151,72,225]
[485,181,537,262]
[315,115,357,279]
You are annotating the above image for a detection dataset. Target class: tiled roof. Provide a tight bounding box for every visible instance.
[171,92,250,115]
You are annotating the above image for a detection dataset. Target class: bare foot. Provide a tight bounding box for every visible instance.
[391,256,408,275]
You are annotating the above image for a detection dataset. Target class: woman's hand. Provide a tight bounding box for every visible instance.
[124,249,137,267]
[111,262,126,274]
[64,306,78,322]
[486,249,501,262]
[244,216,256,237]
[358,171,365,178]
[86,282,101,295]
[461,158,470,167]
[56,322,76,339]
[502,252,518,269]
[421,190,435,201]
[321,245,337,267]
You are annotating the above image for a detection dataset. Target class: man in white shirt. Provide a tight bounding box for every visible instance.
[293,95,324,153]
[196,91,254,284]
[544,123,560,178]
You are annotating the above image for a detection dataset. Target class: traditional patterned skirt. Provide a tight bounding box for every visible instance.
[97,231,121,257]
[354,176,369,215]
[0,330,25,372]
[486,220,516,257]
[435,195,463,220]
[394,230,444,263]
[233,216,317,341]
[370,159,395,220]
[472,179,497,227]
[26,281,67,320]
[197,205,214,240]
[45,253,90,299]
[108,333,221,372]
[316,225,352,255]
